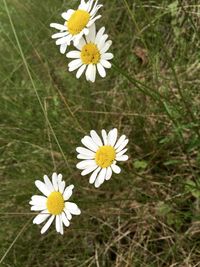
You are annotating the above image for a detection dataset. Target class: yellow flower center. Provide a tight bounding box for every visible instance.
[95,146,116,168]
[67,10,90,35]
[46,192,64,215]
[81,43,100,65]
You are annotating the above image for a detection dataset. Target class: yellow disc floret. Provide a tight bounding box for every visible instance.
[81,43,100,65]
[67,10,90,35]
[46,192,64,215]
[95,146,116,168]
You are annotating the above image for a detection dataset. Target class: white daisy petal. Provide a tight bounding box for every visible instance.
[90,64,96,83]
[43,175,54,192]
[33,210,50,225]
[83,28,89,36]
[61,9,74,20]
[77,153,94,160]
[59,181,65,194]
[86,23,96,42]
[30,195,47,205]
[108,128,118,147]
[105,167,112,180]
[66,51,81,58]
[52,172,58,191]
[59,214,64,235]
[63,184,74,200]
[74,31,86,46]
[116,155,129,161]
[75,38,86,50]
[111,164,121,174]
[66,202,81,215]
[50,23,67,31]
[30,201,46,209]
[76,147,95,156]
[76,64,87,79]
[58,173,63,182]
[114,135,126,149]
[98,34,108,50]
[97,63,106,78]
[41,215,55,234]
[116,139,129,153]
[56,36,70,46]
[87,15,102,27]
[64,34,72,46]
[95,27,105,43]
[90,130,103,147]
[84,0,91,11]
[69,64,83,72]
[95,168,107,188]
[81,136,98,152]
[35,180,50,197]
[64,208,72,220]
[90,3,102,17]
[68,59,82,72]
[60,43,68,54]
[116,148,128,157]
[89,166,101,184]
[102,53,114,60]
[52,32,68,39]
[31,204,46,211]
[62,212,70,227]
[76,159,96,170]
[85,64,93,82]
[81,165,98,176]
[29,200,37,206]
[87,0,95,12]
[100,40,112,54]
[79,0,87,10]
[101,129,108,145]
[55,215,60,233]
[100,59,112,69]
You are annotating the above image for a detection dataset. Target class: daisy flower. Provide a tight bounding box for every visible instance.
[66,24,113,82]
[29,173,81,235]
[50,0,102,54]
[76,128,129,188]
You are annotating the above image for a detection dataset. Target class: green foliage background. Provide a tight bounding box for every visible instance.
[1,0,200,266]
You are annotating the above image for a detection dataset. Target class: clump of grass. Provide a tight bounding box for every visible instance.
[1,0,200,266]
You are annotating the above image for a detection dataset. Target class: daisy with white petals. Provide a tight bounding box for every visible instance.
[50,0,102,54]
[29,173,81,235]
[76,128,129,188]
[66,24,113,82]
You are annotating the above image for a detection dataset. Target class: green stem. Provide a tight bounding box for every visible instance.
[113,62,168,103]
[162,45,200,138]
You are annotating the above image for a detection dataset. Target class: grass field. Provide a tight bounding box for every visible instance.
[1,0,200,266]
